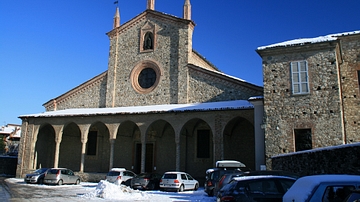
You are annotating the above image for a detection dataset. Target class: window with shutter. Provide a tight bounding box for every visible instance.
[291,61,309,95]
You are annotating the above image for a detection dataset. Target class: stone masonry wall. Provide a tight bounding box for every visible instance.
[261,43,344,168]
[337,35,360,143]
[272,143,360,176]
[106,15,191,107]
[188,68,263,103]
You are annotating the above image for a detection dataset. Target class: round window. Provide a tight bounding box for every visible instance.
[131,60,161,94]
[138,68,156,89]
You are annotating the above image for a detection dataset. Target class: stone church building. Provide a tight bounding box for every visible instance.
[257,31,360,167]
[16,0,263,179]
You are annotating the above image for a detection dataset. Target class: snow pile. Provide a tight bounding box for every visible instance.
[84,180,149,200]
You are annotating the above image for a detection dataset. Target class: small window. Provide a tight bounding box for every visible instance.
[291,61,310,95]
[197,130,210,158]
[181,174,187,180]
[294,129,312,151]
[357,70,360,91]
[86,131,97,155]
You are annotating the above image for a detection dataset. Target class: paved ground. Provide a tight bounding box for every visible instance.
[0,177,12,202]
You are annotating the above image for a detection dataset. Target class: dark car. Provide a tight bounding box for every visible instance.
[217,175,296,202]
[214,170,299,197]
[24,168,49,184]
[205,160,248,196]
[130,173,162,190]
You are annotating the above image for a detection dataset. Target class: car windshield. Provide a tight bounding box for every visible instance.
[162,174,177,179]
[107,171,120,176]
[34,168,48,174]
[137,173,150,178]
[48,169,59,174]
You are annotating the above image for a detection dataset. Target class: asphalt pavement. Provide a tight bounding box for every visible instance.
[0,177,11,202]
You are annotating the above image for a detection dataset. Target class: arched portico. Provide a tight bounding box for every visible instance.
[34,123,55,169]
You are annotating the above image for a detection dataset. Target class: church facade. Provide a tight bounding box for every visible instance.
[17,0,263,180]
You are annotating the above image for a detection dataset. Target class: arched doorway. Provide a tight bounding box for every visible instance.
[34,123,55,169]
[59,122,81,171]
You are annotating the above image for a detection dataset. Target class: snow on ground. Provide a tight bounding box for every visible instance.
[7,178,216,201]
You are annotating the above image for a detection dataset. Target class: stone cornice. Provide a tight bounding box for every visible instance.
[106,9,195,38]
[43,71,108,108]
[188,64,263,92]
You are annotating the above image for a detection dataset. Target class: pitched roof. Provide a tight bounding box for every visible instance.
[257,30,360,50]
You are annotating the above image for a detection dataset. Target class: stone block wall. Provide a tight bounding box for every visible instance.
[272,143,360,176]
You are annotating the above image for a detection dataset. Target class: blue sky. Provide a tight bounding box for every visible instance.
[1,0,359,125]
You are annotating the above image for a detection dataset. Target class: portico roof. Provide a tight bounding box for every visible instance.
[20,100,254,118]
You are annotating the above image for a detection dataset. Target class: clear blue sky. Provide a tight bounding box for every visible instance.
[1,0,359,125]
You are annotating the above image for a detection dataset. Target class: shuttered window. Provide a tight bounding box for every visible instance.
[291,61,309,94]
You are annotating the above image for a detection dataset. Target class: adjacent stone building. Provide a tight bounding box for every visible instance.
[16,0,264,180]
[257,31,360,167]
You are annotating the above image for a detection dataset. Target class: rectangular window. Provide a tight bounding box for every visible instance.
[294,129,312,151]
[291,61,309,95]
[86,131,97,155]
[197,130,210,158]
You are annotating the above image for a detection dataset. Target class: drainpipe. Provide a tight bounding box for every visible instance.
[336,40,346,144]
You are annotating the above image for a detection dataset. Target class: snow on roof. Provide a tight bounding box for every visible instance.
[257,30,360,50]
[20,100,253,118]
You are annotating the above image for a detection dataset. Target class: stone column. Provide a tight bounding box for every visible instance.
[79,124,91,173]
[53,125,64,168]
[213,115,224,162]
[109,139,115,169]
[175,131,181,171]
[105,123,120,170]
[249,98,265,170]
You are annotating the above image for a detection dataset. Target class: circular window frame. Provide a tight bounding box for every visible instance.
[130,60,161,94]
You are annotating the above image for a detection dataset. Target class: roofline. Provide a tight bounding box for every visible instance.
[188,64,263,91]
[107,9,195,38]
[43,71,107,107]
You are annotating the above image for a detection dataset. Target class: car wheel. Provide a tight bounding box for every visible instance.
[38,178,44,184]
[148,183,155,190]
[178,185,184,192]
[194,183,199,191]
[57,179,63,186]
[208,189,214,196]
[75,179,80,185]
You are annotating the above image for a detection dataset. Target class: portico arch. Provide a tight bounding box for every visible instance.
[180,118,213,178]
[59,122,81,171]
[34,123,55,169]
[223,117,255,170]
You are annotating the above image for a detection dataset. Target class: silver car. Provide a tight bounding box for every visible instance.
[106,168,136,185]
[43,168,80,185]
[160,171,199,192]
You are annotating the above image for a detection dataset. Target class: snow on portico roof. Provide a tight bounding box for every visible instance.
[257,30,360,50]
[20,100,253,118]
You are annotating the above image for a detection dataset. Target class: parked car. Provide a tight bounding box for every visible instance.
[105,168,136,185]
[214,170,300,198]
[283,174,360,202]
[217,175,296,202]
[159,171,199,192]
[205,160,247,196]
[43,168,80,185]
[130,173,162,190]
[24,168,49,184]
